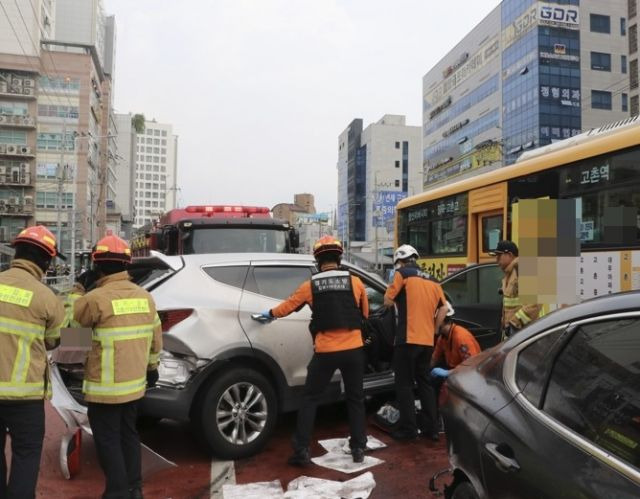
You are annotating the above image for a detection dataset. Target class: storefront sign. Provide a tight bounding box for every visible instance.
[442,118,470,138]
[373,191,407,227]
[540,51,580,62]
[442,52,469,79]
[502,5,537,50]
[429,96,452,119]
[425,35,500,106]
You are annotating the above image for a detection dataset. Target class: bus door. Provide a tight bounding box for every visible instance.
[468,182,507,263]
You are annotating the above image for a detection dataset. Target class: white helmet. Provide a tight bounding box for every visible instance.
[436,300,455,319]
[445,300,455,317]
[393,244,419,265]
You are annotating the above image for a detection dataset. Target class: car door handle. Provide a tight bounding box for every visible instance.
[484,443,520,472]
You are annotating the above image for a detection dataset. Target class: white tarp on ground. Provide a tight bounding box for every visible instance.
[311,451,384,474]
[318,435,387,455]
[222,472,376,499]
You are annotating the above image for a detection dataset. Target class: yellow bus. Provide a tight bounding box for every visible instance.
[396,116,640,301]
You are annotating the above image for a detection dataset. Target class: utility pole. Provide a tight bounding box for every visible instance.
[56,121,67,251]
[70,208,76,277]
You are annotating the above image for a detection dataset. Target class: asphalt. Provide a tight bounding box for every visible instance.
[24,402,450,498]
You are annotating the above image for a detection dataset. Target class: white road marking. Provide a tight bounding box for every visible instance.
[210,459,236,498]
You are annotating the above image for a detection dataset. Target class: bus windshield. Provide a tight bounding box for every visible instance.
[184,227,288,254]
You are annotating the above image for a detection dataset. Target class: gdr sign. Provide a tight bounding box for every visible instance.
[538,2,580,30]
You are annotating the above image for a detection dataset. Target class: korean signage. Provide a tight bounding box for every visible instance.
[442,52,469,79]
[502,5,537,50]
[425,35,500,106]
[540,126,581,140]
[540,85,581,107]
[538,2,580,30]
[373,191,407,228]
[407,194,467,224]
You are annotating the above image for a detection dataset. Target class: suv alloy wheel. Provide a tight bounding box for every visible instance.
[193,367,278,459]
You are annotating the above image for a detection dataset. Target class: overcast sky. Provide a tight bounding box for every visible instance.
[106,0,502,213]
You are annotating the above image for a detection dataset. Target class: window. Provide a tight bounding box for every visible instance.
[591,52,611,71]
[543,318,640,469]
[591,90,612,109]
[202,265,248,289]
[395,141,400,149]
[395,160,400,168]
[590,14,611,33]
[631,59,639,89]
[631,24,638,53]
[631,0,637,19]
[245,266,312,300]
[161,130,167,137]
[621,17,627,35]
[441,264,503,307]
[622,55,628,73]
[515,328,566,404]
[631,95,639,116]
[481,215,503,253]
[394,180,400,187]
[622,93,629,112]
[0,101,28,116]
[36,132,74,150]
[0,129,27,145]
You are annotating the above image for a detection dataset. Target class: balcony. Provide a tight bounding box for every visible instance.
[0,115,36,129]
[0,145,36,158]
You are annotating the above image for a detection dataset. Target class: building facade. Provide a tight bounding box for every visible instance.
[0,0,117,257]
[133,119,178,228]
[422,0,630,189]
[337,115,422,246]
[630,0,639,115]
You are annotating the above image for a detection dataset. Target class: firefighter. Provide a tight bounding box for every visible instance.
[384,244,447,441]
[73,235,162,499]
[489,240,541,340]
[429,302,481,377]
[0,226,66,499]
[63,268,98,327]
[256,236,369,466]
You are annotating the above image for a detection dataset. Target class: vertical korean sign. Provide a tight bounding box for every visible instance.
[373,191,408,228]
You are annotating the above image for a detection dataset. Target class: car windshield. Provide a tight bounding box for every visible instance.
[185,228,288,254]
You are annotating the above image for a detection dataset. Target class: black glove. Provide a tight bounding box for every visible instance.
[146,369,159,388]
[77,269,99,291]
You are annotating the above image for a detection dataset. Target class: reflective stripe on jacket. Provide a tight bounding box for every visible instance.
[73,271,163,404]
[0,259,66,400]
[500,258,541,330]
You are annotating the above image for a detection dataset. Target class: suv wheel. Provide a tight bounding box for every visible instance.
[194,367,277,459]
[451,481,479,499]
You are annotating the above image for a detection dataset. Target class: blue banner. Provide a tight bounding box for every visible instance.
[373,191,407,227]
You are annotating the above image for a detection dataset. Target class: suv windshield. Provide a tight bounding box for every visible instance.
[185,228,288,254]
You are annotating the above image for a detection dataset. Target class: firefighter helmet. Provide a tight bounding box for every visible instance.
[312,236,343,258]
[393,244,419,265]
[12,225,64,259]
[92,235,132,264]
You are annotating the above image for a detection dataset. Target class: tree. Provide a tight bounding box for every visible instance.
[131,113,145,133]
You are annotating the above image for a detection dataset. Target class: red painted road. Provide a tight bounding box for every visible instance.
[27,402,449,498]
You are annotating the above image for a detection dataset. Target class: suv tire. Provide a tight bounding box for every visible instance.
[450,481,479,499]
[194,367,277,459]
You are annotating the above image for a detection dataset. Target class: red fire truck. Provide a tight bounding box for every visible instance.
[131,205,299,256]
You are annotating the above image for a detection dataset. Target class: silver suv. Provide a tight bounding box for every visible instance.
[60,252,394,459]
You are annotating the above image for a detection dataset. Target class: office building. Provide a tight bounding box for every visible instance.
[133,119,178,228]
[422,0,630,188]
[337,115,422,247]
[630,0,639,115]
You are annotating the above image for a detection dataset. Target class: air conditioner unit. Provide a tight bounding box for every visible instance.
[0,166,6,175]
[21,173,30,184]
[8,197,18,205]
[20,162,29,170]
[6,145,17,154]
[23,78,34,88]
[23,195,33,205]
[0,116,7,124]
[11,115,22,124]
[22,116,34,126]
[11,77,23,87]
[0,82,7,93]
[22,87,34,96]
[0,145,5,154]
[19,146,31,155]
